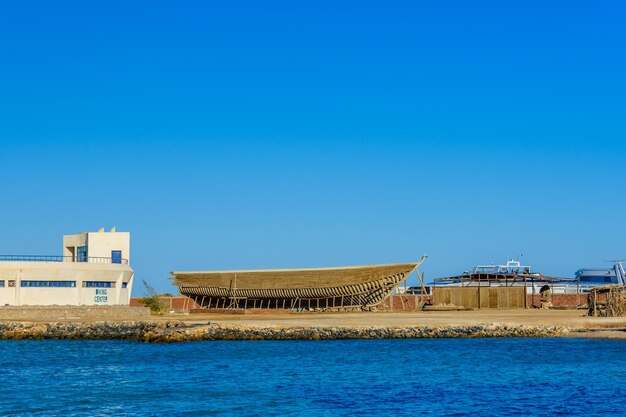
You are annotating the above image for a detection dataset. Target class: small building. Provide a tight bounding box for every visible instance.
[0,228,134,306]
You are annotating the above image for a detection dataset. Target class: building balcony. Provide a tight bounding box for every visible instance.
[0,255,129,265]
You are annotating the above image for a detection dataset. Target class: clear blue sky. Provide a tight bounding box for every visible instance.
[0,1,624,293]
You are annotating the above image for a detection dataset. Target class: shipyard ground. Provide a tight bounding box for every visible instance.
[167,309,626,338]
[1,309,625,340]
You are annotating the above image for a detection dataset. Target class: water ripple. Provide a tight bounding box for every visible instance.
[0,338,625,416]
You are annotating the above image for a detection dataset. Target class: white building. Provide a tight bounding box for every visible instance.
[0,228,134,306]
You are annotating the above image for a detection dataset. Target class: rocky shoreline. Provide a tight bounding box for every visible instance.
[0,321,572,342]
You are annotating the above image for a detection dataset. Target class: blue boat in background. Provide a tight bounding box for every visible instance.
[430,259,626,294]
[574,261,626,292]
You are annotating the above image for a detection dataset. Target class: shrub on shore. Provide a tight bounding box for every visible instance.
[140,280,167,314]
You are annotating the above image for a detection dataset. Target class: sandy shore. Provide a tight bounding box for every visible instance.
[1,309,625,341]
[166,309,626,332]
[160,309,626,339]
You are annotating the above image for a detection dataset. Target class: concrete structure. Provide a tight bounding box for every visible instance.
[0,305,149,321]
[0,228,134,306]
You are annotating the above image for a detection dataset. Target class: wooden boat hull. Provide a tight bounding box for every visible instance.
[171,259,425,310]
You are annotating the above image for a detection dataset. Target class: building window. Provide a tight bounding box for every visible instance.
[84,281,114,288]
[77,246,88,262]
[122,282,128,289]
[8,280,15,287]
[0,281,4,288]
[21,281,76,288]
[111,250,122,264]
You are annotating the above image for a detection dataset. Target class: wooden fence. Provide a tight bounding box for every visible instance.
[588,285,626,317]
[433,286,526,309]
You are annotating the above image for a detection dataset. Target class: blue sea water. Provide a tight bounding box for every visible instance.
[0,338,624,416]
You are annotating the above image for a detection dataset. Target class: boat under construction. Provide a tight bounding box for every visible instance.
[171,257,426,311]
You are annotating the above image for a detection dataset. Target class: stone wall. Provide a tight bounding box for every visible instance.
[527,294,588,308]
[130,297,201,310]
[383,293,588,311]
[131,294,588,312]
[0,305,150,321]
[378,295,431,311]
[0,321,571,342]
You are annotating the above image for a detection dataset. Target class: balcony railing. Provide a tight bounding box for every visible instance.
[0,255,129,265]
